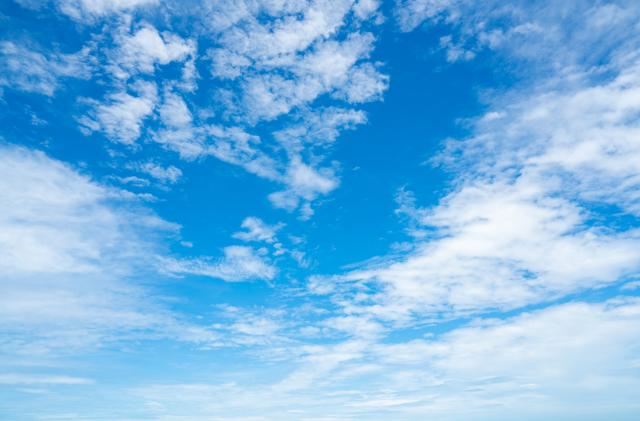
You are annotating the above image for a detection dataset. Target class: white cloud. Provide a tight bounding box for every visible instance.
[274,107,367,149]
[57,0,158,20]
[163,246,277,282]
[158,91,193,128]
[269,157,339,215]
[333,62,389,103]
[0,145,217,357]
[395,0,640,69]
[125,298,640,420]
[13,1,387,218]
[353,0,381,21]
[363,298,640,419]
[0,145,161,276]
[132,161,182,184]
[206,305,293,347]
[395,0,454,32]
[190,1,388,214]
[205,125,281,180]
[334,177,640,321]
[239,32,379,122]
[312,1,640,325]
[110,24,195,80]
[0,41,91,96]
[211,0,355,60]
[233,217,282,244]
[79,80,158,144]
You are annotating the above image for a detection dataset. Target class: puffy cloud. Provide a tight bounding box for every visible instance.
[395,0,454,32]
[158,90,193,128]
[10,1,387,219]
[79,80,158,144]
[239,32,379,122]
[210,0,355,60]
[110,24,195,80]
[333,61,389,103]
[21,0,386,216]
[205,125,281,180]
[335,177,640,321]
[269,157,339,216]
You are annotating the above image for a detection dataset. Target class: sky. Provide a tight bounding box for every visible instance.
[1,0,640,420]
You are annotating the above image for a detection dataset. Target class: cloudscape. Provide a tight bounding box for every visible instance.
[1,1,640,420]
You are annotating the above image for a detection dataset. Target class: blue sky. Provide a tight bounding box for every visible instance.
[1,0,640,420]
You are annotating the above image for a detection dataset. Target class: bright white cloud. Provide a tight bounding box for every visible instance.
[239,32,379,122]
[110,24,195,80]
[79,80,158,144]
[269,157,339,216]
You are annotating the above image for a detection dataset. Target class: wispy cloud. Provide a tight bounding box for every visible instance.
[126,298,640,419]
[0,41,91,96]
[162,245,277,282]
[0,145,220,357]
[311,0,640,328]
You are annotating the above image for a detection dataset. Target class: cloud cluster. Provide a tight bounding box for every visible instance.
[310,0,640,328]
[58,0,387,217]
[1,1,388,219]
[200,1,387,214]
